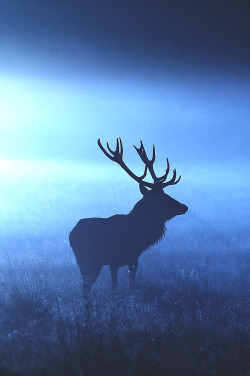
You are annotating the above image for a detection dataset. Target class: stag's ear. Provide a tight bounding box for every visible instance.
[139,184,149,196]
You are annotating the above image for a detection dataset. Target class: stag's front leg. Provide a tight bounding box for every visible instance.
[128,263,138,289]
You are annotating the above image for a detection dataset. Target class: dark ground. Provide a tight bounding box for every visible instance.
[0,210,249,376]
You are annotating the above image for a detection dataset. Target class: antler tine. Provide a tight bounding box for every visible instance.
[116,137,120,154]
[158,158,170,182]
[134,141,155,164]
[161,169,181,188]
[141,165,147,180]
[119,137,123,157]
[174,175,181,184]
[106,142,115,155]
[152,145,156,164]
[134,141,158,182]
[107,138,119,155]
[98,139,116,161]
[133,142,144,161]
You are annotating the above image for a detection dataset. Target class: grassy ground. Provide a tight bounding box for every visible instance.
[0,214,249,376]
[0,168,249,375]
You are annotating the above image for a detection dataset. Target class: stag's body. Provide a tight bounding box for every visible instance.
[69,138,188,292]
[70,213,164,269]
[70,202,166,290]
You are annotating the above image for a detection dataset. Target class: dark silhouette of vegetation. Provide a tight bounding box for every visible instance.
[69,139,188,292]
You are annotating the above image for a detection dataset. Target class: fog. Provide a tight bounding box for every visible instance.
[0,66,249,246]
[0,69,249,164]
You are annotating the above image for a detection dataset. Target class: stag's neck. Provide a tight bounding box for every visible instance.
[129,198,166,224]
[128,203,166,249]
[129,209,166,226]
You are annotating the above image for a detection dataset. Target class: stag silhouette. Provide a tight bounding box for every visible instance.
[69,138,188,293]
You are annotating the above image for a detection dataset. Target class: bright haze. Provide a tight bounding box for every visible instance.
[0,0,249,238]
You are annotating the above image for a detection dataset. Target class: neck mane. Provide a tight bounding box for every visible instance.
[128,198,166,250]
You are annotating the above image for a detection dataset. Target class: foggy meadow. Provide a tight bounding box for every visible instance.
[0,157,249,375]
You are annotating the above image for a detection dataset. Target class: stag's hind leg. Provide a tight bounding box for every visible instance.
[128,262,138,289]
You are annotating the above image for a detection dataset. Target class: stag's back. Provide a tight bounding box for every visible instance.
[69,215,138,266]
[69,199,172,267]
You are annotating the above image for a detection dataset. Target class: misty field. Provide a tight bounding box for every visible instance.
[0,163,249,375]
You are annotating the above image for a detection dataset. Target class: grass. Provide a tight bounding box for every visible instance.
[0,215,249,376]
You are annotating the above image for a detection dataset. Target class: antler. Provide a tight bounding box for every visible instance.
[134,140,181,188]
[98,138,149,186]
[98,138,181,189]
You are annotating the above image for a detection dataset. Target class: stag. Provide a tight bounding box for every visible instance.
[69,138,188,293]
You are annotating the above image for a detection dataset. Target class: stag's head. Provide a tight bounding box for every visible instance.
[98,138,188,221]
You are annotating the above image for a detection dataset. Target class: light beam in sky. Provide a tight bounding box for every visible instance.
[0,68,249,165]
